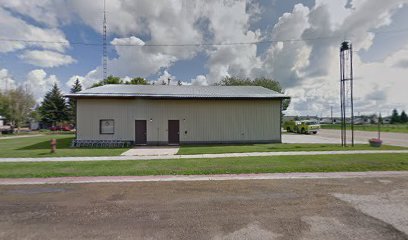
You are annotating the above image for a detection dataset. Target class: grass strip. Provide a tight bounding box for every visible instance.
[0,153,407,178]
[0,134,126,158]
[177,143,407,155]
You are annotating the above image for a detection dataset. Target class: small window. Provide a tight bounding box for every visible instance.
[100,119,114,134]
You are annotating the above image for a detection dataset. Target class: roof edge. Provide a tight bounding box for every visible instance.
[65,94,290,100]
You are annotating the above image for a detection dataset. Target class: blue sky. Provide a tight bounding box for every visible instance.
[0,0,408,116]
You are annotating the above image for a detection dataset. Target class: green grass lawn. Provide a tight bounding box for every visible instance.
[0,153,407,178]
[0,134,127,158]
[321,124,408,133]
[177,143,407,155]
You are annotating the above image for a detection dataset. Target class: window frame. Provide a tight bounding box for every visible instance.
[99,119,115,135]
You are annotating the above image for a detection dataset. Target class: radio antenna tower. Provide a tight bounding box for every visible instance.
[339,41,354,147]
[102,0,107,80]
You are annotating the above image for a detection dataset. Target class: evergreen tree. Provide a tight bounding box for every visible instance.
[390,109,400,124]
[39,83,69,126]
[68,79,82,124]
[400,110,408,123]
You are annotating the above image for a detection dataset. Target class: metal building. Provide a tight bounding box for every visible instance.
[66,85,289,146]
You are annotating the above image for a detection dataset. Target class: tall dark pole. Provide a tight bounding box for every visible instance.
[350,43,354,146]
[340,50,344,145]
[378,113,381,140]
[340,41,354,147]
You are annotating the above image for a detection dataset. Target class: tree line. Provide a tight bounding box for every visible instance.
[390,109,408,124]
[0,75,291,130]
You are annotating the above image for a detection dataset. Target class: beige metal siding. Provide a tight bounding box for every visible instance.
[76,98,281,143]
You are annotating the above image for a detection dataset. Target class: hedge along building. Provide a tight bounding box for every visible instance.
[66,85,289,146]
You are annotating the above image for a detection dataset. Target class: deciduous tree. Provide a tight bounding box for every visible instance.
[216,77,291,110]
[0,87,35,132]
[91,75,123,88]
[127,77,149,85]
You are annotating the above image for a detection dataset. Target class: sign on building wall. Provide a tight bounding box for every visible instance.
[100,119,114,134]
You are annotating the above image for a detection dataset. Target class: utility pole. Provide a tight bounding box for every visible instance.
[330,106,333,124]
[378,112,381,139]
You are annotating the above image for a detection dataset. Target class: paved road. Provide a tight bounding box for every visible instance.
[282,132,366,144]
[0,175,407,239]
[319,129,408,147]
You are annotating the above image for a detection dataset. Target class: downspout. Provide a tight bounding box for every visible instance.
[280,99,283,143]
[75,98,78,141]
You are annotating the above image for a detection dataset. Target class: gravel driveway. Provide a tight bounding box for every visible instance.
[1,176,407,239]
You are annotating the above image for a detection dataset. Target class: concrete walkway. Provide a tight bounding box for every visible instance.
[1,150,408,163]
[0,171,407,185]
[0,134,43,140]
[121,146,179,156]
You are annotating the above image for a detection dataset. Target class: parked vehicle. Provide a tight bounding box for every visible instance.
[284,120,301,133]
[49,125,72,131]
[0,125,14,134]
[284,120,320,134]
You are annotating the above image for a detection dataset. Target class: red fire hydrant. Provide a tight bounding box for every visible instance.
[50,138,57,153]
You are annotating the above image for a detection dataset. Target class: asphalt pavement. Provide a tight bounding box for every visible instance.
[318,129,408,147]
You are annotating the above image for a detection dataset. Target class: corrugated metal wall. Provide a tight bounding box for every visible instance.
[76,98,282,144]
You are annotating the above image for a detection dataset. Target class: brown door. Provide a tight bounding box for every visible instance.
[135,120,147,145]
[168,120,180,145]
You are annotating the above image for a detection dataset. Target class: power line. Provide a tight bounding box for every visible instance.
[0,27,407,47]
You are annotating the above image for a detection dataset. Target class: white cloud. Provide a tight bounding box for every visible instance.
[23,69,59,102]
[68,1,263,84]
[262,4,311,87]
[66,69,99,89]
[19,50,76,68]
[0,7,69,53]
[203,0,262,83]
[0,0,70,27]
[267,0,408,116]
[191,75,208,86]
[2,0,408,116]
[108,37,177,77]
[154,70,175,85]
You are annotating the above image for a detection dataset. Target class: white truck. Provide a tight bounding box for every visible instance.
[0,117,13,134]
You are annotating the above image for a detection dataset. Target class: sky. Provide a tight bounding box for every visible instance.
[0,0,407,117]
